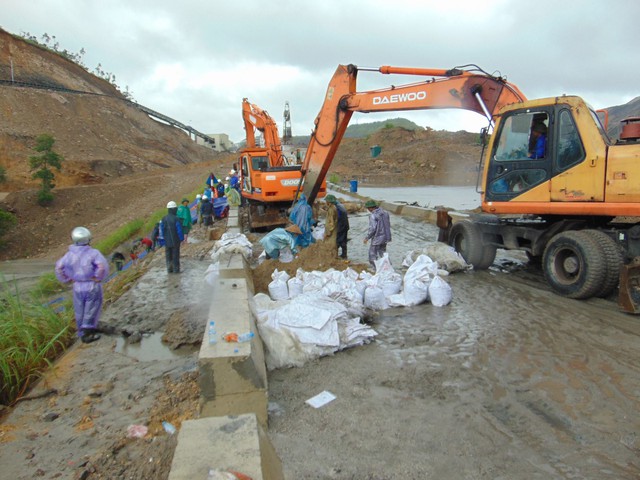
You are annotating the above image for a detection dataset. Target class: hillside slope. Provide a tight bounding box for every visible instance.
[0,28,218,191]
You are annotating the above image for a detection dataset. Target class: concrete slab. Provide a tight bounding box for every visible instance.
[217,253,246,279]
[168,415,283,480]
[199,277,268,425]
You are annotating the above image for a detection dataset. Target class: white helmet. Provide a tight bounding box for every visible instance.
[71,226,92,245]
[196,194,202,199]
[202,195,208,200]
[225,176,230,181]
[167,201,177,209]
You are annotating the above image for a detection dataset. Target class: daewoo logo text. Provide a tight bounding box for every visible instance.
[373,91,427,105]
[281,179,301,187]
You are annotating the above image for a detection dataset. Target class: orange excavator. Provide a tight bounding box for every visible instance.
[238,98,325,229]
[299,64,640,312]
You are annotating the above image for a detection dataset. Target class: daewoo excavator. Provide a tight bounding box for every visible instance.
[299,64,640,312]
[238,98,326,229]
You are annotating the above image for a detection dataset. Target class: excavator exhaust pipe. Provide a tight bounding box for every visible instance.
[618,257,640,314]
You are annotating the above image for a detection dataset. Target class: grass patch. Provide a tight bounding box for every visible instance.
[0,278,74,405]
[30,271,67,298]
[94,218,144,255]
[328,173,341,184]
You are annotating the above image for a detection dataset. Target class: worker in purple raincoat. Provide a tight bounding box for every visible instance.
[363,200,392,270]
[55,227,109,344]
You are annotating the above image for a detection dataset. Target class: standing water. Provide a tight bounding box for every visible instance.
[342,185,480,211]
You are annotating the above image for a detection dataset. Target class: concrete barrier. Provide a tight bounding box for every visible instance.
[170,205,283,480]
[198,277,268,426]
[168,414,283,480]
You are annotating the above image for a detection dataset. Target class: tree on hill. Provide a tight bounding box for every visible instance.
[29,134,63,206]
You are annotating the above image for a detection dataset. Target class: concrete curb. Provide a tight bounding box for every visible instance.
[168,206,284,480]
[330,183,469,225]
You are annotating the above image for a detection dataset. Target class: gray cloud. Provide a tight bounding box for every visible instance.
[3,0,639,142]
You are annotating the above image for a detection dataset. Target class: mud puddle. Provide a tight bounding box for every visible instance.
[114,332,197,361]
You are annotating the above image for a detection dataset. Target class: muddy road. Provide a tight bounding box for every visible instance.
[1,209,639,479]
[267,212,640,479]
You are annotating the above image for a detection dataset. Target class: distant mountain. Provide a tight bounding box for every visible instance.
[343,118,422,138]
[282,118,423,146]
[604,96,640,140]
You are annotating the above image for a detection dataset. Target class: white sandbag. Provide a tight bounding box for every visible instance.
[364,285,388,310]
[422,242,470,273]
[268,269,290,301]
[204,262,220,286]
[279,247,294,263]
[429,275,453,306]
[380,272,402,297]
[337,317,378,349]
[402,251,415,268]
[343,268,359,281]
[287,276,304,298]
[312,224,325,241]
[210,232,253,261]
[373,252,394,276]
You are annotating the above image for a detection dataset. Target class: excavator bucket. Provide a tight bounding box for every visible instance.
[618,257,640,314]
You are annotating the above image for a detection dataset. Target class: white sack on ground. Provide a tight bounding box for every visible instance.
[251,292,377,370]
[279,247,294,263]
[210,232,253,261]
[374,252,395,276]
[403,242,470,273]
[204,262,220,287]
[429,275,453,306]
[312,224,325,241]
[268,269,290,301]
[287,276,304,299]
[388,254,434,307]
[364,284,388,310]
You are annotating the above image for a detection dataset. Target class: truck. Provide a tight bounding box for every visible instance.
[298,64,640,312]
[238,98,325,229]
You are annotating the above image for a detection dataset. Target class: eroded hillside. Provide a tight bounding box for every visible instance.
[0,28,218,191]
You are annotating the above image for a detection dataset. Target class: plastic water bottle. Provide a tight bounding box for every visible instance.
[237,331,254,343]
[162,421,177,435]
[208,321,217,345]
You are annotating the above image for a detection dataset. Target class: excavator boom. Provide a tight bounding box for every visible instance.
[242,98,286,166]
[301,64,526,203]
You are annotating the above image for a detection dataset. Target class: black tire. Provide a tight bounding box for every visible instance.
[449,220,497,270]
[542,231,606,299]
[582,229,623,298]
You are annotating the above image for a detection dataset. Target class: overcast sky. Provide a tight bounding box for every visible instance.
[3,0,639,143]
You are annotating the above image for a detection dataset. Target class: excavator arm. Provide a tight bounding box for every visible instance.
[300,64,527,203]
[242,98,286,166]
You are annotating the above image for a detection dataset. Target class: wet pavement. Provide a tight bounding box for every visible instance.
[266,208,640,479]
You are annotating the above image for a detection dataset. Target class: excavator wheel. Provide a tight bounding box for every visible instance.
[542,230,606,299]
[449,220,497,270]
[581,229,623,298]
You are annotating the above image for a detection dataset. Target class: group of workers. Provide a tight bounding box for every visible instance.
[260,193,391,270]
[54,163,391,348]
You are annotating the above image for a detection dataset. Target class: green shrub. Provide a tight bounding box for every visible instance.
[0,209,17,245]
[328,173,341,184]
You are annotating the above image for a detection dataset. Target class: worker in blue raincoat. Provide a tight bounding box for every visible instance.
[259,225,301,259]
[289,193,315,248]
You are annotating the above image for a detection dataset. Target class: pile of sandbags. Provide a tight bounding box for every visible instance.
[210,232,252,262]
[253,253,454,369]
